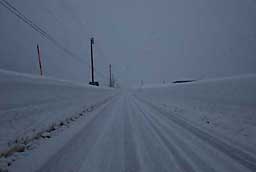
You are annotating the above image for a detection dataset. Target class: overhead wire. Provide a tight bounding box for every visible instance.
[0,0,110,82]
[0,0,86,63]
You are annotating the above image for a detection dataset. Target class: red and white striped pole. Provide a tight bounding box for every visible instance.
[37,44,43,76]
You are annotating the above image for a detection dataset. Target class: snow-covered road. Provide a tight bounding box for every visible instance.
[10,92,256,172]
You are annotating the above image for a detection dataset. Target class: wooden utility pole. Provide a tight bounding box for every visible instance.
[109,64,112,87]
[90,37,95,83]
[37,44,43,76]
[88,37,99,86]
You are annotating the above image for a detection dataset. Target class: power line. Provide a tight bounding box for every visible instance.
[0,0,110,82]
[0,0,85,63]
[0,0,109,81]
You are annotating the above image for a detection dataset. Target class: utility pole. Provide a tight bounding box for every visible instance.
[89,37,99,86]
[109,64,112,87]
[90,37,95,83]
[37,44,43,76]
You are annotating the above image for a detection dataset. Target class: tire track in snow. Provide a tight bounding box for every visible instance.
[135,96,256,172]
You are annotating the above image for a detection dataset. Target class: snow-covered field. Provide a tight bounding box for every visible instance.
[0,69,115,153]
[135,75,256,149]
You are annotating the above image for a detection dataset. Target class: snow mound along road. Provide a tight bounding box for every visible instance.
[135,74,256,149]
[0,69,115,153]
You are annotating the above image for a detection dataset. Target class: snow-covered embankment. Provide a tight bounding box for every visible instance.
[135,75,256,149]
[0,69,115,153]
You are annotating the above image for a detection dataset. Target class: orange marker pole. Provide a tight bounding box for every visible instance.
[37,44,43,76]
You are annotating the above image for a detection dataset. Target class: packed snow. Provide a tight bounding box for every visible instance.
[0,69,115,154]
[6,89,256,172]
[1,71,256,172]
[135,74,256,149]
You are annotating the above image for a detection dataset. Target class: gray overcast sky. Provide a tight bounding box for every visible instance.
[1,0,256,86]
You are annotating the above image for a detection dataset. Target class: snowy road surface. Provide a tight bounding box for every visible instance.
[10,92,256,172]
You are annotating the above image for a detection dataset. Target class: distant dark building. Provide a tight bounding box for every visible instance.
[172,80,196,84]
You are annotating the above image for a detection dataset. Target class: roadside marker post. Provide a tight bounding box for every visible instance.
[37,44,43,76]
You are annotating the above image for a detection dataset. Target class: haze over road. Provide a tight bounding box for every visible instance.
[1,0,256,171]
[17,93,255,172]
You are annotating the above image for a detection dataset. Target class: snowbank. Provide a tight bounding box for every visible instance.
[135,74,256,148]
[0,69,115,152]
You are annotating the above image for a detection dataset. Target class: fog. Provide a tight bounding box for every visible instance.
[1,0,256,86]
